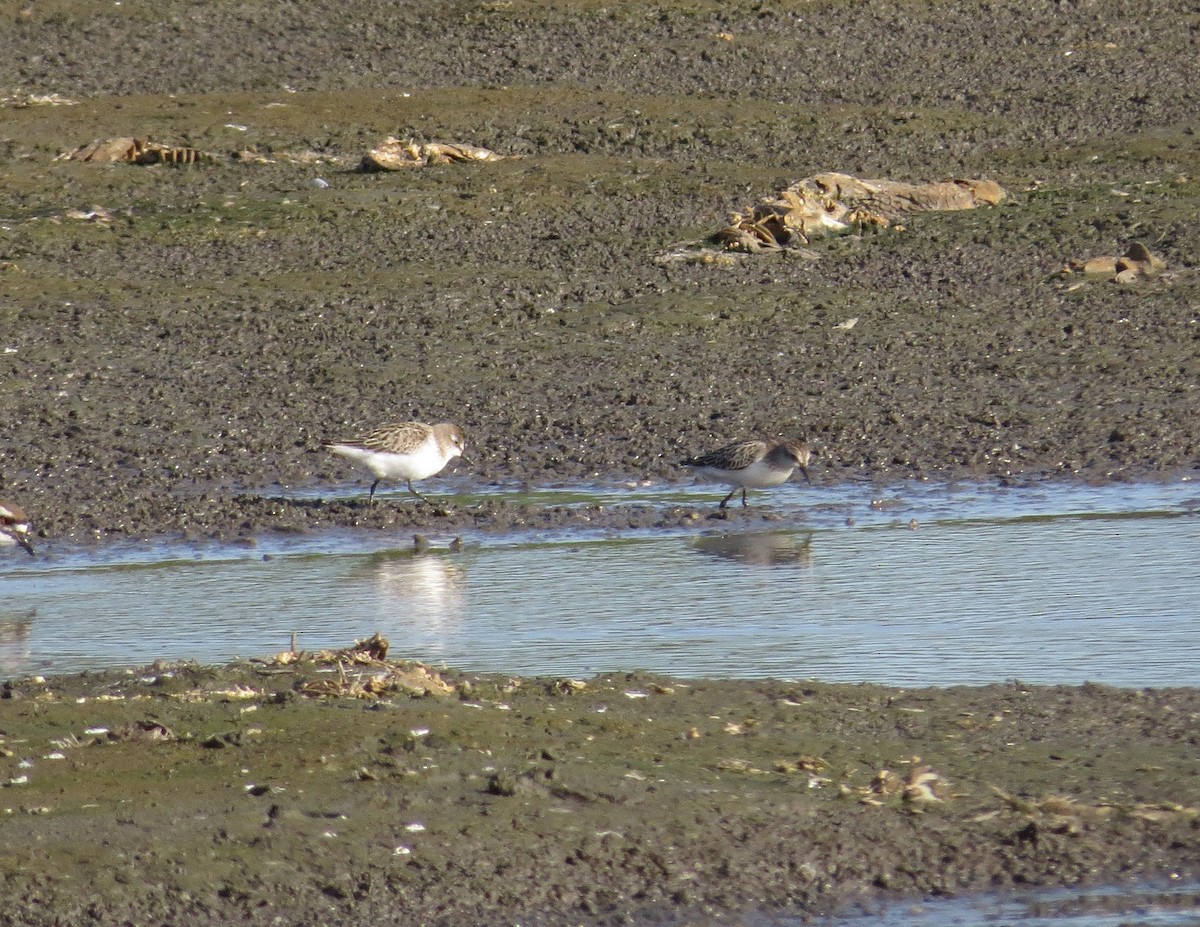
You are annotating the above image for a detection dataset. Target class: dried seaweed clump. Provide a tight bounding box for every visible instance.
[718,172,1006,253]
[361,138,509,171]
[56,137,214,165]
[267,634,455,699]
[1064,242,1165,283]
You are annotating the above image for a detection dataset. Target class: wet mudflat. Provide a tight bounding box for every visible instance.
[2,650,1199,927]
[1,0,1198,546]
[2,0,1200,923]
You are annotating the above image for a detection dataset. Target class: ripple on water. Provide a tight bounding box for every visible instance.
[797,880,1200,927]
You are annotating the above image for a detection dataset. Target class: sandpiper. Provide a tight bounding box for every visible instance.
[326,422,465,505]
[0,500,35,555]
[683,439,811,509]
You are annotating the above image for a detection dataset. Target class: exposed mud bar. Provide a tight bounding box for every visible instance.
[2,1,1199,548]
[0,641,1197,927]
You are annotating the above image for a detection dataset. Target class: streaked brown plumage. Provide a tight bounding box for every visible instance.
[325,422,465,504]
[683,439,811,509]
[0,500,35,556]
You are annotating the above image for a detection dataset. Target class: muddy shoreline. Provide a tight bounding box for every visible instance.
[2,0,1200,922]
[1,1,1198,547]
[2,650,1199,927]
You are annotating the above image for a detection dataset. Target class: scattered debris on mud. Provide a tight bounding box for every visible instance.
[361,137,510,171]
[1064,241,1167,283]
[55,136,216,165]
[717,173,1007,252]
[1,649,1197,926]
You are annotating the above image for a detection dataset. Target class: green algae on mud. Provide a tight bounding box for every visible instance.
[3,81,1200,548]
[1,652,1198,926]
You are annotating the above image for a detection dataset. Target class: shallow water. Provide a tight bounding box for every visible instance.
[2,479,1198,685]
[804,880,1200,927]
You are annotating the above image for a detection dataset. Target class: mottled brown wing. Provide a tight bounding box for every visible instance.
[686,440,768,470]
[0,501,28,525]
[357,422,430,454]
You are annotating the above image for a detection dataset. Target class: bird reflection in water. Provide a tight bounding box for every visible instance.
[0,608,35,675]
[359,549,467,649]
[691,531,814,569]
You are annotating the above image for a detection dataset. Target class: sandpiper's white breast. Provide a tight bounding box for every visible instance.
[701,458,795,490]
[327,421,464,491]
[389,437,458,481]
[0,500,34,555]
[328,437,439,481]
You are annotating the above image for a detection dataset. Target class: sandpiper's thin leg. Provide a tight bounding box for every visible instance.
[368,479,380,504]
[407,480,431,504]
[719,488,737,509]
[741,488,749,508]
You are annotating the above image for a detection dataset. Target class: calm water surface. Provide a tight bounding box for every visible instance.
[2,479,1197,685]
[803,881,1200,927]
